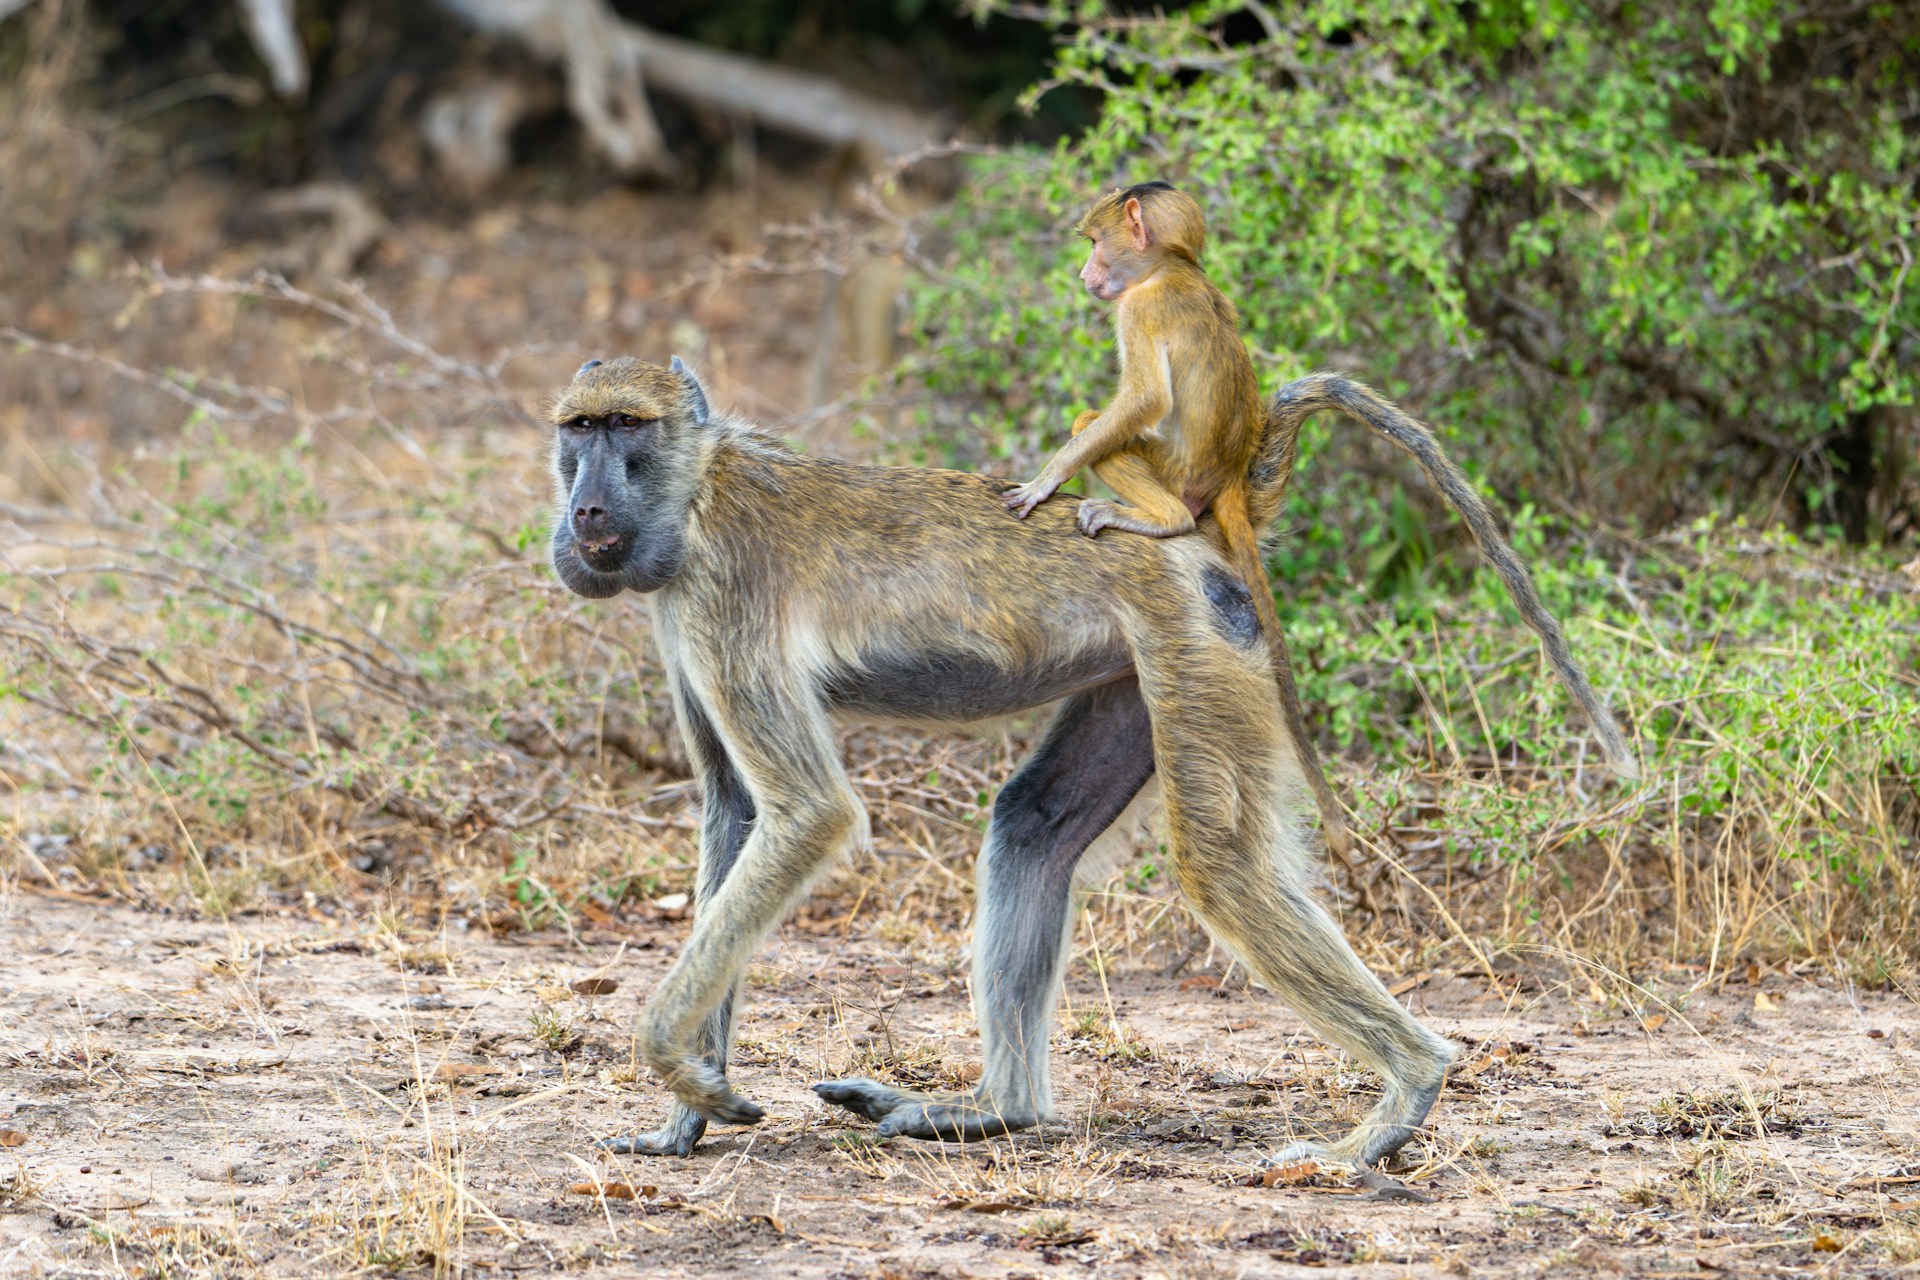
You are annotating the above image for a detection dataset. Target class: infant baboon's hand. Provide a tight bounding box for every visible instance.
[1003,477,1059,519]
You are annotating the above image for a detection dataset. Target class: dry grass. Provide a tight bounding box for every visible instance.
[0,27,1916,1276]
[0,191,1912,996]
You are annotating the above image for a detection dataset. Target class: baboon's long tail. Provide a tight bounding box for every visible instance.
[1248,372,1638,779]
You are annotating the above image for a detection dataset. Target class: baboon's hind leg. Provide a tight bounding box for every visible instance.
[814,677,1155,1140]
[1180,861,1452,1167]
[1138,628,1453,1168]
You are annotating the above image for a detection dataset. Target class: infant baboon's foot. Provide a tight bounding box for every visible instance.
[812,1079,1036,1141]
[1075,500,1118,537]
[598,1103,707,1157]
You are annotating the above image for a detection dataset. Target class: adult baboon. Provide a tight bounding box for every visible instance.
[548,356,1626,1169]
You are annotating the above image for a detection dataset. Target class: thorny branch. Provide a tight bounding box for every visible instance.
[0,325,303,425]
[145,266,552,427]
[0,556,632,834]
[2,266,555,431]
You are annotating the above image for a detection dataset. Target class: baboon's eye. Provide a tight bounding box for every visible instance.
[563,416,593,430]
[613,413,653,430]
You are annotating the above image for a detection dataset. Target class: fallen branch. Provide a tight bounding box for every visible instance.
[437,0,941,162]
[236,0,307,101]
[255,182,389,280]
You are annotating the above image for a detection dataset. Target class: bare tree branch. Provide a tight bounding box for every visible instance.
[437,0,941,162]
[236,0,307,102]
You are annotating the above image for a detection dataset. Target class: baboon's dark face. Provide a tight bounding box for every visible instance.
[547,357,705,598]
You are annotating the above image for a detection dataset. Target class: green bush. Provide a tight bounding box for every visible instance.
[914,0,1917,542]
[894,2,1920,916]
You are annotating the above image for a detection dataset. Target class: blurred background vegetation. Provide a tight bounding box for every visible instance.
[916,0,1918,542]
[1,0,1915,978]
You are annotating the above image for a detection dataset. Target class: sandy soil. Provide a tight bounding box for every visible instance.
[2,121,1915,1280]
[1,888,1914,1279]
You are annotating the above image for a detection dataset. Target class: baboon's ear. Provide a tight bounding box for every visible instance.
[669,355,710,425]
[576,358,604,378]
[1123,198,1150,252]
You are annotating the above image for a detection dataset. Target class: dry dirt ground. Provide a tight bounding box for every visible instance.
[3,121,1917,1280]
[2,887,1915,1279]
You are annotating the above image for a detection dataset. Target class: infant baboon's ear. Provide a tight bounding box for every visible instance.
[669,355,711,426]
[576,358,605,378]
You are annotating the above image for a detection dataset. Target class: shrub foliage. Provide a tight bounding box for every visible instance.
[920,0,1917,540]
[896,1,1920,952]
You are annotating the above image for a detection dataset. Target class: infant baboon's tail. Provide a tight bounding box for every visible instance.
[1249,372,1637,779]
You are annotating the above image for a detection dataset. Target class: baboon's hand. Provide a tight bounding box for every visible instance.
[1003,476,1060,519]
[664,1072,763,1127]
[813,1079,1036,1141]
[690,1090,765,1127]
[645,1036,766,1128]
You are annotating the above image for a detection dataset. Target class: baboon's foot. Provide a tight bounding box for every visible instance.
[1075,500,1118,537]
[598,1103,707,1157]
[1261,1137,1363,1173]
[1263,1075,1447,1171]
[812,1078,1037,1141]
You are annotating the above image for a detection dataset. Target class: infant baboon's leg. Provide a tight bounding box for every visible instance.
[815,677,1155,1139]
[1077,427,1197,539]
[1134,622,1453,1168]
[603,694,756,1156]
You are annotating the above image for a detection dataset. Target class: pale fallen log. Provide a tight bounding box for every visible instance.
[422,75,557,189]
[0,0,309,101]
[426,0,671,177]
[236,0,307,101]
[437,0,940,163]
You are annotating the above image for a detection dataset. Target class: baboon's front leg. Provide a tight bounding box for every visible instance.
[815,677,1154,1140]
[602,694,756,1156]
[626,672,864,1142]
